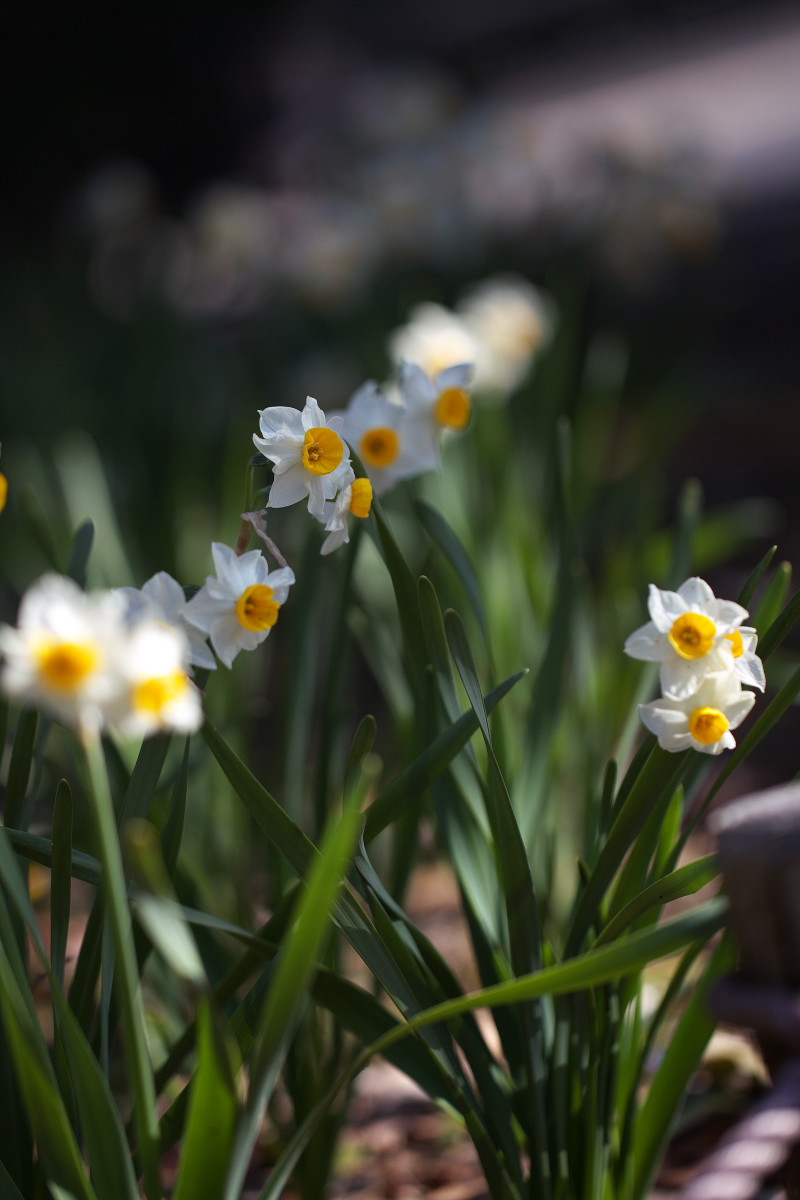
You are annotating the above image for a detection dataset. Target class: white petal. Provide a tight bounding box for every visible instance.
[711,599,749,632]
[702,669,747,708]
[183,586,230,632]
[268,466,311,509]
[321,526,349,555]
[725,688,757,728]
[220,546,268,593]
[253,431,302,465]
[647,584,687,632]
[208,615,243,668]
[638,700,686,730]
[257,406,304,439]
[435,362,474,390]
[184,632,217,671]
[638,701,691,751]
[734,655,766,692]
[677,577,716,610]
[399,362,436,413]
[210,542,239,582]
[623,622,665,662]
[301,396,326,429]
[265,567,296,603]
[142,571,186,616]
[660,657,707,701]
[344,381,394,437]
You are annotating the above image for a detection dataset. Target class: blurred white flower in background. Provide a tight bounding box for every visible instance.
[457,275,557,395]
[0,575,204,737]
[117,570,216,671]
[399,361,474,451]
[388,302,478,380]
[336,381,438,495]
[0,575,126,733]
[109,620,202,737]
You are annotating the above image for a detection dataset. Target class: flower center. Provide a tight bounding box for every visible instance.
[302,427,344,476]
[668,612,716,660]
[236,584,280,632]
[349,478,373,519]
[434,387,471,430]
[726,629,744,658]
[688,705,730,746]
[133,672,190,716]
[360,427,400,468]
[36,640,99,692]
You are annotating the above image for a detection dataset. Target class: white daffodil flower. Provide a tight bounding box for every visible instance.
[117,571,216,671]
[638,670,755,755]
[0,574,126,733]
[253,396,352,518]
[399,361,475,453]
[624,577,756,701]
[184,542,295,668]
[456,275,556,396]
[109,620,202,738]
[725,626,767,692]
[335,381,438,495]
[318,476,374,555]
[388,302,478,381]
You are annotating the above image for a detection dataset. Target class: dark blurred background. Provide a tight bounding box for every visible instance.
[1,0,799,573]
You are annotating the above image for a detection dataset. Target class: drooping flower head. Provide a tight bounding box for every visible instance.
[638,669,756,756]
[253,396,352,518]
[184,542,295,668]
[0,575,127,733]
[109,621,202,738]
[117,570,216,670]
[624,577,763,700]
[336,381,438,496]
[318,475,374,555]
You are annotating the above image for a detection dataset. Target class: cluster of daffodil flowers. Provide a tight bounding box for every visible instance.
[0,573,203,739]
[0,543,298,737]
[254,355,475,553]
[0,351,475,736]
[624,576,766,755]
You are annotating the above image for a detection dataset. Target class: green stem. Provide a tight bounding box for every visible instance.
[80,730,161,1200]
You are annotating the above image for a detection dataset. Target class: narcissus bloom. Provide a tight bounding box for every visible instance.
[724,625,767,692]
[109,621,202,737]
[624,577,759,700]
[253,396,352,518]
[319,476,374,555]
[457,275,556,396]
[117,571,216,670]
[638,670,756,755]
[336,381,438,495]
[399,361,474,455]
[184,542,295,668]
[0,575,126,733]
[388,302,477,381]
